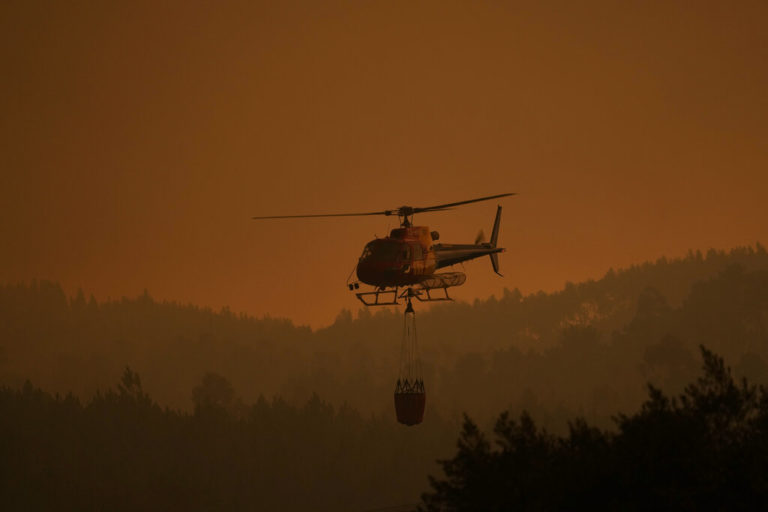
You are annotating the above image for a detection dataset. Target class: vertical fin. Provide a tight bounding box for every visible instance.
[490,206,502,276]
[490,253,501,276]
[490,206,502,248]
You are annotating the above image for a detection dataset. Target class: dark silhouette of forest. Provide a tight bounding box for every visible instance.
[0,370,453,511]
[2,244,768,509]
[421,346,768,511]
[2,245,767,429]
[3,348,766,510]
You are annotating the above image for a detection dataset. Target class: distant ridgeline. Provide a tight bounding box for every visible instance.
[1,244,767,430]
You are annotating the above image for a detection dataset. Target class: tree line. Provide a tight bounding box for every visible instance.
[1,245,766,431]
[3,347,766,509]
[1,244,768,509]
[421,346,768,511]
[0,369,454,511]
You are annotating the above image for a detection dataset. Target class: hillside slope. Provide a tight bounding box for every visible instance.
[1,244,767,428]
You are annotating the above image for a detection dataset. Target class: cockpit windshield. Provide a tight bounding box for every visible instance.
[360,241,401,262]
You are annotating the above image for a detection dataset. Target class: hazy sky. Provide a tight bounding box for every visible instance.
[2,0,767,327]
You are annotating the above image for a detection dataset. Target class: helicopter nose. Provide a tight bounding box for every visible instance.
[356,260,375,283]
[357,260,399,286]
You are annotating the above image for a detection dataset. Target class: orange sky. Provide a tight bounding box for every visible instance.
[2,1,767,328]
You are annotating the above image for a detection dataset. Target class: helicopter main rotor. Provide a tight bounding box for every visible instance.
[252,192,516,227]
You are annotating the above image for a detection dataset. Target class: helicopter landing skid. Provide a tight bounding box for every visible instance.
[410,286,453,302]
[355,288,400,306]
[355,284,455,306]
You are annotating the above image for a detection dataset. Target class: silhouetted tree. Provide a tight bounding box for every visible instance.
[421,347,768,511]
[192,372,235,412]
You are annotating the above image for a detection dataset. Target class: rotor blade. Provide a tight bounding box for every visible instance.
[412,193,516,213]
[252,211,389,220]
[413,207,454,213]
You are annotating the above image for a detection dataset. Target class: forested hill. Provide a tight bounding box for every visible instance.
[1,244,767,428]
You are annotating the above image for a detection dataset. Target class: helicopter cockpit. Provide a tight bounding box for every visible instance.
[360,240,404,263]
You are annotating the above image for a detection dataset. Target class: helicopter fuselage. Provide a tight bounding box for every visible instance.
[356,226,437,287]
[356,221,504,289]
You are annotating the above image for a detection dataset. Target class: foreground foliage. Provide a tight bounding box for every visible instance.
[421,347,768,511]
[0,371,453,512]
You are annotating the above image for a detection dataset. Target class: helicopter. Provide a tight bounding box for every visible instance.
[252,193,515,305]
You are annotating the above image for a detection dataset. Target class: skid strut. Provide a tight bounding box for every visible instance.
[355,285,455,306]
[355,287,400,306]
